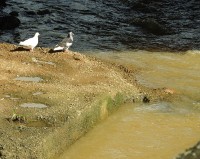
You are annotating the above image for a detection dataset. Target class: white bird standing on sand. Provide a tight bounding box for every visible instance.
[53,32,74,52]
[19,32,40,51]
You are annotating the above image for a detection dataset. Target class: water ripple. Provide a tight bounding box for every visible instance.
[1,0,200,52]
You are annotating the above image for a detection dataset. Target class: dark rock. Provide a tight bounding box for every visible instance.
[26,11,37,15]
[143,96,150,103]
[0,144,3,150]
[0,13,20,30]
[37,9,50,15]
[130,1,158,13]
[0,144,3,158]
[9,11,19,17]
[0,0,6,7]
[131,18,171,35]
[176,141,200,159]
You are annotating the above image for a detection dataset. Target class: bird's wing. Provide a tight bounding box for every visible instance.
[20,37,35,46]
[58,37,73,47]
[53,45,64,51]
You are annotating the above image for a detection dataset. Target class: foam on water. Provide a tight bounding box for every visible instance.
[134,102,174,113]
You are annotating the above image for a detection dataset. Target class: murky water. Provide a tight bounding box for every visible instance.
[58,51,200,159]
[94,50,200,107]
[58,104,200,159]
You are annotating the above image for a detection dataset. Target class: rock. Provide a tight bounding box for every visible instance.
[0,144,3,158]
[9,11,19,17]
[0,145,3,150]
[26,11,37,15]
[143,96,150,103]
[176,141,200,159]
[131,18,171,35]
[130,1,158,13]
[0,13,20,30]
[164,88,175,94]
[37,9,50,15]
[0,0,6,7]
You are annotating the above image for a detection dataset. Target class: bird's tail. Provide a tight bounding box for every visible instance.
[19,42,25,45]
[53,46,64,51]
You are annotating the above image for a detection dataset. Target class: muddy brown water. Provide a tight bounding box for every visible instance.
[57,50,200,159]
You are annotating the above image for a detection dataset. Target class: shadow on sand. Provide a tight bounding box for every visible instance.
[10,47,31,52]
[48,49,64,54]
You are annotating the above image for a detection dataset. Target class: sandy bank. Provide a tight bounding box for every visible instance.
[0,43,172,159]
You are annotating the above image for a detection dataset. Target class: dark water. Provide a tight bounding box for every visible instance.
[1,0,200,52]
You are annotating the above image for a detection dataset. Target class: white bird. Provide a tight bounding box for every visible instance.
[53,32,74,52]
[19,32,40,51]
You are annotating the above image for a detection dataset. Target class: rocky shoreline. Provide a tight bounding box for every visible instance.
[176,141,200,159]
[0,43,174,159]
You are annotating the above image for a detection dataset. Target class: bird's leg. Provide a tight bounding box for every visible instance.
[64,48,69,52]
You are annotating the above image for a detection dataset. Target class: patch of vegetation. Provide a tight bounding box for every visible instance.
[81,104,101,133]
[9,113,26,123]
[107,93,124,114]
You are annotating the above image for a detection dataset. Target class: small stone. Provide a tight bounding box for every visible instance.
[164,88,175,94]
[143,96,150,103]
[197,144,200,149]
